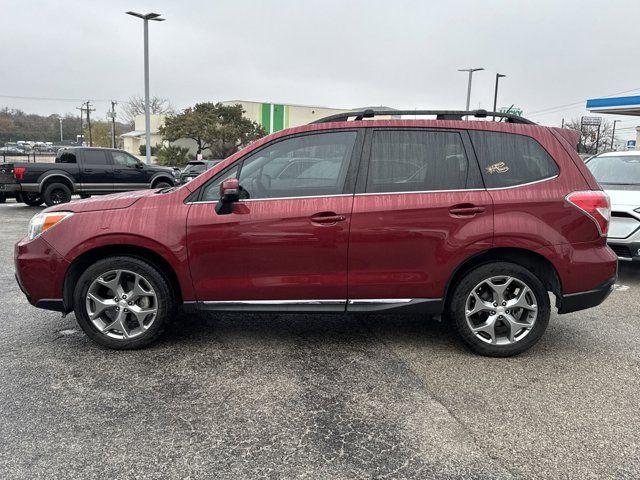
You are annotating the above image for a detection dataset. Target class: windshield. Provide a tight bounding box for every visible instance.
[184,162,207,174]
[587,155,640,185]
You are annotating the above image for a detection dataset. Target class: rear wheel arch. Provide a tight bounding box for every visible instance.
[40,174,74,193]
[443,247,562,310]
[63,245,183,313]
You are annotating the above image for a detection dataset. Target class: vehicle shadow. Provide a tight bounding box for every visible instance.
[159,310,462,353]
[618,262,640,283]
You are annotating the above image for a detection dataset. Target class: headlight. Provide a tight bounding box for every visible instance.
[27,212,73,240]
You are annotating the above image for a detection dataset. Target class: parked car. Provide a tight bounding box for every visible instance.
[14,109,617,356]
[0,146,26,156]
[179,160,221,184]
[586,151,640,261]
[0,147,179,206]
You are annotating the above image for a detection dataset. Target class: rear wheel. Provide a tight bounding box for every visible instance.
[73,256,176,349]
[43,182,72,206]
[22,192,43,206]
[448,262,550,357]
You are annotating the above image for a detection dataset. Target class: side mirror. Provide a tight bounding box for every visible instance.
[215,178,240,215]
[136,163,144,169]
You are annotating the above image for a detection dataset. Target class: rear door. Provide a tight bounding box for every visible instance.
[111,150,149,191]
[347,128,493,309]
[78,149,114,193]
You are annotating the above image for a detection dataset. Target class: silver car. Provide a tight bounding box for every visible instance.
[586,151,640,261]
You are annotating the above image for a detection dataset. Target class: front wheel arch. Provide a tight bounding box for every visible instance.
[63,244,183,314]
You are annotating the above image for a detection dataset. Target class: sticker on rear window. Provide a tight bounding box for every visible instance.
[486,162,509,174]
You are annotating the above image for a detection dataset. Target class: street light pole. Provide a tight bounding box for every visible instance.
[458,67,484,118]
[611,120,619,151]
[492,73,506,119]
[59,118,63,142]
[126,11,165,164]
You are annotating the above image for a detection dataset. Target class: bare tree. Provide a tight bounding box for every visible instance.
[564,118,615,154]
[120,96,175,127]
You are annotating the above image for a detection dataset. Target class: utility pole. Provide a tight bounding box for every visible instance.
[492,73,506,120]
[76,103,85,145]
[109,100,117,148]
[611,120,619,151]
[85,101,95,147]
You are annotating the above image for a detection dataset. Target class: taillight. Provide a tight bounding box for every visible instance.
[566,190,611,237]
[13,167,26,181]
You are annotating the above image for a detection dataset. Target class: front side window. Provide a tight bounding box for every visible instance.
[201,131,357,201]
[469,131,559,188]
[112,151,140,168]
[366,130,473,193]
[82,150,110,166]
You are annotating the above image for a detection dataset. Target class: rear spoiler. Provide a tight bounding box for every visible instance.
[551,127,581,151]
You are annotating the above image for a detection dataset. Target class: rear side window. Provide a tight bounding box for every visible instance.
[469,131,559,188]
[56,151,76,163]
[366,130,478,193]
[82,150,110,166]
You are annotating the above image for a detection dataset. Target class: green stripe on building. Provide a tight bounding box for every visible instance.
[273,104,284,132]
[261,103,271,133]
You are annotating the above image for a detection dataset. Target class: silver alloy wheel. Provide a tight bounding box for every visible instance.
[85,269,158,340]
[465,275,538,345]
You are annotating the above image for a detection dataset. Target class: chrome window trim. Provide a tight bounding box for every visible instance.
[485,174,559,191]
[187,193,353,205]
[354,188,485,197]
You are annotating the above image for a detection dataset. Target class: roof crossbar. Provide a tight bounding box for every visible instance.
[311,109,535,125]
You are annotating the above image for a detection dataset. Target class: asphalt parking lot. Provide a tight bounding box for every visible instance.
[0,201,638,479]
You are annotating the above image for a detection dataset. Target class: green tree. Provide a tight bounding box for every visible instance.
[83,120,126,148]
[160,103,266,158]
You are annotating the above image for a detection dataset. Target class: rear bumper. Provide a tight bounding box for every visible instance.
[0,183,21,196]
[557,277,616,314]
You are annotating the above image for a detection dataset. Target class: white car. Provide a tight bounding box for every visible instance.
[586,151,640,261]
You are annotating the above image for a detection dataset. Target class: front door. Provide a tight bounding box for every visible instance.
[79,149,114,193]
[111,151,149,191]
[186,130,362,308]
[347,129,494,308]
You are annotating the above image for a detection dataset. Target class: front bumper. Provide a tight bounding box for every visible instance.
[14,236,70,312]
[557,277,616,314]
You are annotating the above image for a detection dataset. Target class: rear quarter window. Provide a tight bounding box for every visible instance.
[469,131,559,188]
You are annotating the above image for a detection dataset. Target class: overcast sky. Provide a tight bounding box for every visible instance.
[2,0,640,139]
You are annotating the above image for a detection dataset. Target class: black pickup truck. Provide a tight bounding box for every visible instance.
[0,147,179,206]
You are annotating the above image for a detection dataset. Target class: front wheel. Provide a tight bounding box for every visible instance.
[448,262,550,357]
[43,182,72,206]
[73,256,176,349]
[153,180,172,189]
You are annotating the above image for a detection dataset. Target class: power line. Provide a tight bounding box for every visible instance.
[527,86,640,116]
[0,94,119,103]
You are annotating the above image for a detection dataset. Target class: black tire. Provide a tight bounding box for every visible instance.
[22,192,43,207]
[43,182,72,206]
[79,193,91,199]
[153,180,172,189]
[448,262,550,357]
[73,256,176,349]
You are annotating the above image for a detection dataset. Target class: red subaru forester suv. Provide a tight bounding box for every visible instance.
[15,110,617,356]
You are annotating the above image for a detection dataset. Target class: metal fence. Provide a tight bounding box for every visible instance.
[1,151,56,163]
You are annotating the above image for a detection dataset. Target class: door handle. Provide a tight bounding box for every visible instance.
[84,169,94,173]
[113,169,122,173]
[449,205,486,216]
[311,212,347,225]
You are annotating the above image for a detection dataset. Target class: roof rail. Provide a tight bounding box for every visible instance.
[311,109,535,125]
